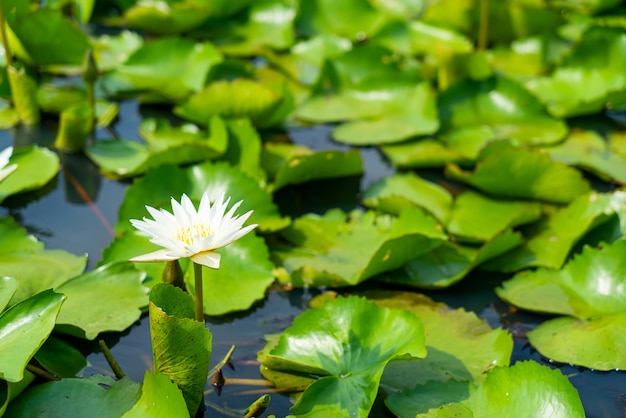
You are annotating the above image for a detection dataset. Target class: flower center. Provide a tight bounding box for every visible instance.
[175,223,212,246]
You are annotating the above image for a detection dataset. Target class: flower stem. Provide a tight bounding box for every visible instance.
[194,262,204,322]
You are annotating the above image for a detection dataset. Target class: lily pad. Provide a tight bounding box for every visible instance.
[221,118,266,182]
[149,283,211,416]
[545,129,626,184]
[527,313,626,371]
[115,162,289,234]
[0,373,35,417]
[262,143,363,191]
[497,239,626,319]
[445,143,590,204]
[92,30,144,72]
[446,190,543,242]
[438,76,568,147]
[260,295,426,417]
[121,0,223,35]
[84,140,150,179]
[274,208,447,287]
[0,217,87,306]
[484,191,626,271]
[121,371,188,418]
[526,27,626,117]
[0,145,60,203]
[385,230,522,288]
[54,262,148,340]
[0,277,17,312]
[361,172,452,222]
[4,374,141,418]
[381,138,471,169]
[34,336,88,379]
[115,38,223,102]
[0,289,65,382]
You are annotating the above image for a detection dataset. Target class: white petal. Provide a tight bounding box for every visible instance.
[130,249,180,262]
[191,251,221,269]
[0,146,13,168]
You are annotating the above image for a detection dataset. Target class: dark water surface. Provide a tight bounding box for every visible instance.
[2,103,626,417]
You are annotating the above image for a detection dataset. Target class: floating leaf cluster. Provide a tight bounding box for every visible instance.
[2,0,626,416]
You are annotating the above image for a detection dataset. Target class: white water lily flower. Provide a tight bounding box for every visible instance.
[0,146,17,183]
[130,192,257,269]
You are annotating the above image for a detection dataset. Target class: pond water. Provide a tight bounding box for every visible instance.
[2,102,626,418]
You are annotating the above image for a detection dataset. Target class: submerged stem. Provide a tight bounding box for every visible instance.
[98,340,126,379]
[194,262,204,322]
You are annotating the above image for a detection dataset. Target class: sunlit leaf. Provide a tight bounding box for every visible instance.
[446,190,542,242]
[121,371,188,418]
[438,77,568,149]
[92,30,143,72]
[260,296,426,417]
[528,313,626,371]
[221,118,266,181]
[4,374,140,418]
[274,208,447,287]
[445,143,590,204]
[0,145,60,203]
[262,143,363,191]
[115,38,222,102]
[149,283,211,416]
[0,290,65,382]
[484,191,626,271]
[0,276,17,312]
[54,262,148,340]
[381,138,470,169]
[361,172,452,222]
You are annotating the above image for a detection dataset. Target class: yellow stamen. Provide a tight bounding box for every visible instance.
[175,224,212,245]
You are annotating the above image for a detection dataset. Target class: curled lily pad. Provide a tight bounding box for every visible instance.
[361,172,452,222]
[545,129,626,184]
[149,283,211,416]
[0,145,60,204]
[274,208,447,287]
[54,262,148,340]
[116,162,289,234]
[484,191,626,272]
[385,230,522,289]
[497,239,626,319]
[262,143,363,191]
[445,143,590,204]
[4,375,141,418]
[0,290,65,382]
[260,295,426,417]
[446,190,543,242]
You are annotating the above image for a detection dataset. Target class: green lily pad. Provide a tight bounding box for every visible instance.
[116,162,289,234]
[0,372,35,417]
[484,191,626,272]
[0,289,65,382]
[381,138,471,169]
[122,0,220,35]
[260,295,426,417]
[0,276,17,312]
[0,217,87,306]
[498,239,626,319]
[363,291,512,388]
[0,145,60,203]
[464,361,584,417]
[526,27,626,117]
[174,79,283,126]
[527,313,626,371]
[274,208,447,287]
[34,336,88,379]
[385,380,473,418]
[545,129,626,184]
[221,118,266,182]
[121,371,188,418]
[385,230,522,289]
[361,172,452,222]
[297,0,391,40]
[54,262,148,340]
[262,143,363,191]
[149,283,211,416]
[140,116,227,156]
[115,38,222,102]
[438,76,567,147]
[445,143,590,204]
[8,8,89,67]
[92,30,144,72]
[85,140,150,179]
[446,190,543,242]
[4,374,141,418]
